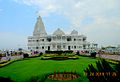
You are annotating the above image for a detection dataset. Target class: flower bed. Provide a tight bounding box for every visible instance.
[48,72,80,81]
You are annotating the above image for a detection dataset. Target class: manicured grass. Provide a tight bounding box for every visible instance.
[0,56,98,82]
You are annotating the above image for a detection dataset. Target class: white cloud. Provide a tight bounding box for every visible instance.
[13,0,120,46]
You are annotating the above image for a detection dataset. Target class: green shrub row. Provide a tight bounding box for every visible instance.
[0,59,23,68]
[45,50,73,55]
[41,55,79,60]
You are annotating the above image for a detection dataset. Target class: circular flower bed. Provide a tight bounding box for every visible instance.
[48,72,80,81]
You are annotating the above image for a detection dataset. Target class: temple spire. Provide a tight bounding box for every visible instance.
[33,16,47,36]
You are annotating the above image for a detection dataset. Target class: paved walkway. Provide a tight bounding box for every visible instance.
[97,54,120,61]
[82,54,120,61]
[1,55,23,61]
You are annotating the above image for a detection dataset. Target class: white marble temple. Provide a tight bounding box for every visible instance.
[28,16,96,53]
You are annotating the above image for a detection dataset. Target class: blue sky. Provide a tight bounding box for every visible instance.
[0,0,120,50]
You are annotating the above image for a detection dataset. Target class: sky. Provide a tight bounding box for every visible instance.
[0,0,120,50]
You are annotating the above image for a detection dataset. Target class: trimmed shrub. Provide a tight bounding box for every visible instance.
[41,57,52,60]
[76,51,80,55]
[64,50,73,53]
[39,52,43,56]
[45,50,73,54]
[23,53,29,58]
[0,60,8,64]
[90,52,96,57]
[0,59,23,68]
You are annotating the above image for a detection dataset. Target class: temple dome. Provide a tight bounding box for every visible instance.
[71,30,78,35]
[53,28,65,36]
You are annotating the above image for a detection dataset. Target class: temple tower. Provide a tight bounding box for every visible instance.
[33,16,47,36]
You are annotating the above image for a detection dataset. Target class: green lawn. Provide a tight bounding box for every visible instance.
[0,56,98,82]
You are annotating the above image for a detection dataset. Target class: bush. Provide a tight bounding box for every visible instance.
[41,57,52,60]
[0,61,12,68]
[76,51,80,55]
[68,56,79,60]
[64,50,73,53]
[39,52,43,56]
[90,52,96,57]
[0,60,8,64]
[45,50,73,55]
[0,59,23,68]
[23,53,29,58]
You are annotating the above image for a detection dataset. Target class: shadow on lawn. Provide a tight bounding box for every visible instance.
[24,74,49,82]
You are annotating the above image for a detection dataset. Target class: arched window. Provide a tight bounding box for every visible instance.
[36,40,39,42]
[74,46,76,49]
[42,39,44,41]
[36,47,39,49]
[67,36,71,41]
[47,38,51,42]
[74,39,76,41]
[83,37,86,41]
[42,46,44,49]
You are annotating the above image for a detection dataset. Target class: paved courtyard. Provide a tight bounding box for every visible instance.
[99,54,120,61]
